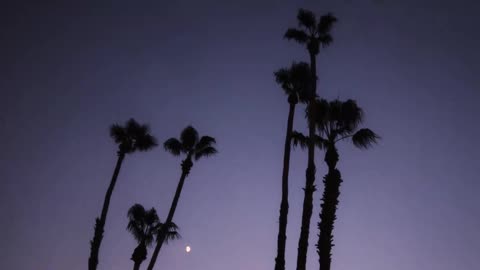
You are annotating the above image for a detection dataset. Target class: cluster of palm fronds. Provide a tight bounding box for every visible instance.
[273,9,379,270]
[87,120,217,270]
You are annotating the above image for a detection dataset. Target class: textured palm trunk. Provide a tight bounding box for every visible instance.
[133,261,142,270]
[274,100,296,270]
[317,145,341,270]
[131,242,147,270]
[296,52,318,270]
[89,151,125,270]
[147,156,193,270]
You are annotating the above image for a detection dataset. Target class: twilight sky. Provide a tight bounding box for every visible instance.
[1,0,479,270]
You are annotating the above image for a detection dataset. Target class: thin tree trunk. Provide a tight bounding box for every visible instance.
[89,152,125,270]
[133,261,142,270]
[131,242,147,270]
[296,52,318,270]
[317,145,341,270]
[147,157,192,270]
[274,102,296,270]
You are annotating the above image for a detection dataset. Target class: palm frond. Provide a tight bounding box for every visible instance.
[289,62,313,102]
[328,99,343,123]
[291,131,309,150]
[136,132,158,151]
[180,126,199,151]
[164,224,181,244]
[143,208,160,246]
[127,204,147,244]
[307,99,330,134]
[125,118,142,135]
[318,34,334,47]
[194,146,217,160]
[128,204,146,222]
[317,13,337,34]
[313,135,328,149]
[284,28,308,44]
[339,99,364,133]
[144,208,160,229]
[352,128,379,149]
[275,62,312,101]
[274,67,294,96]
[157,222,181,244]
[297,9,316,30]
[195,136,216,151]
[164,138,183,156]
[109,123,127,144]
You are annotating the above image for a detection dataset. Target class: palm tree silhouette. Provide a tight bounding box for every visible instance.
[284,9,337,270]
[127,204,180,270]
[293,99,378,270]
[146,126,217,270]
[273,62,312,270]
[88,119,157,270]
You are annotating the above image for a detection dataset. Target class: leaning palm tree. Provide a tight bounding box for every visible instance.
[146,126,217,270]
[88,119,157,270]
[273,62,312,270]
[284,9,337,270]
[127,204,180,270]
[294,99,379,270]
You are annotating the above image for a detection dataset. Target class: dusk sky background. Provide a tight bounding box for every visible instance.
[1,0,479,269]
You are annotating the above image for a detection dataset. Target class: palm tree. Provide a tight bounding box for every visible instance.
[273,62,312,270]
[88,119,157,270]
[284,9,337,270]
[294,99,379,270]
[146,126,217,270]
[127,204,180,270]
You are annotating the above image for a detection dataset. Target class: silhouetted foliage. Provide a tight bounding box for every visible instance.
[88,119,157,270]
[305,99,378,270]
[273,62,313,270]
[284,10,337,55]
[284,9,337,270]
[147,126,217,270]
[110,119,158,154]
[127,204,179,270]
[275,62,314,103]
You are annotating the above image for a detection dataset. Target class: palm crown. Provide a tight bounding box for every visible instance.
[110,118,158,154]
[163,126,217,160]
[274,62,314,103]
[284,9,337,55]
[127,204,180,246]
[310,99,379,149]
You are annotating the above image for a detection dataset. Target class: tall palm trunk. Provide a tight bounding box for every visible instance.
[274,99,297,270]
[317,145,341,270]
[89,151,125,270]
[131,242,147,270]
[296,52,318,270]
[147,157,193,270]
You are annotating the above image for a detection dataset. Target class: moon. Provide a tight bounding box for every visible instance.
[185,246,191,253]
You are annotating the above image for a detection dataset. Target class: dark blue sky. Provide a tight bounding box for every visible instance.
[1,1,479,269]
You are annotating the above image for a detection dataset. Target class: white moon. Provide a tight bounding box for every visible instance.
[185,246,191,253]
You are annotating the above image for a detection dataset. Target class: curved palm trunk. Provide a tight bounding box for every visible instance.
[296,52,318,270]
[89,152,125,270]
[274,101,296,270]
[317,145,341,270]
[147,157,193,270]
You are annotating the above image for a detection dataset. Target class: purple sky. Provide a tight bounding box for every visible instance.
[1,1,479,270]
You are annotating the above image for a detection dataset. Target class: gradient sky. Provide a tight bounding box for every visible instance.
[1,1,479,270]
